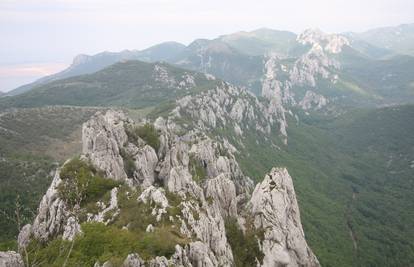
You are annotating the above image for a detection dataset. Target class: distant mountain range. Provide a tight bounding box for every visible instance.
[347,23,414,57]
[3,25,414,112]
[6,23,413,97]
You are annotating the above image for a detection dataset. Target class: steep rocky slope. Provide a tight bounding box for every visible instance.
[5,110,318,267]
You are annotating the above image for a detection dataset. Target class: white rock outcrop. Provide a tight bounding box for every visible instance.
[123,253,145,267]
[299,90,328,110]
[62,216,81,241]
[173,82,284,139]
[138,186,169,222]
[82,110,129,181]
[249,167,319,267]
[127,143,158,188]
[289,43,340,88]
[297,28,350,54]
[205,174,238,218]
[28,170,68,242]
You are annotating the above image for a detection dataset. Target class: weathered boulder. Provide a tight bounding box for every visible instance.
[0,251,24,267]
[123,253,145,267]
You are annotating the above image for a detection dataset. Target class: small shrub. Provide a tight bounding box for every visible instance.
[58,158,120,208]
[165,190,183,218]
[206,196,214,205]
[225,218,264,267]
[0,240,17,251]
[189,155,207,183]
[26,237,71,267]
[74,222,139,265]
[114,187,154,233]
[119,148,136,178]
[126,124,160,152]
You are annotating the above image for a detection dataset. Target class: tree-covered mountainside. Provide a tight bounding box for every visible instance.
[337,51,414,104]
[278,106,414,266]
[0,107,101,246]
[217,28,297,56]
[0,61,219,110]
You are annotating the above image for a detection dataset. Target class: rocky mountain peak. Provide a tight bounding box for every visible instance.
[297,28,350,54]
[10,110,319,266]
[70,54,93,67]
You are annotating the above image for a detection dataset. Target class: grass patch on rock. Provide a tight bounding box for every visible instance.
[225,217,264,267]
[125,124,160,152]
[58,157,120,209]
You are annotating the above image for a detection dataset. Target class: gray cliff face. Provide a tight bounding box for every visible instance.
[15,110,318,266]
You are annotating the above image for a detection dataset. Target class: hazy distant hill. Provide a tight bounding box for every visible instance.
[5,28,297,96]
[347,23,414,56]
[6,42,186,96]
[218,28,297,55]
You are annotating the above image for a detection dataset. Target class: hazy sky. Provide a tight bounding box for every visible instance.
[1,0,413,92]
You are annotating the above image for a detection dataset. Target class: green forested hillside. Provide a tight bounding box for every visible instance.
[233,105,414,266]
[0,61,219,110]
[339,53,414,104]
[0,107,98,246]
